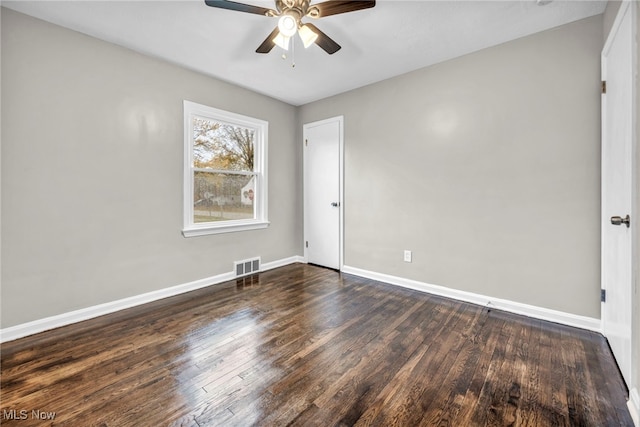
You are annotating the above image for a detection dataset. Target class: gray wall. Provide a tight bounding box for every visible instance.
[1,9,302,328]
[299,15,603,318]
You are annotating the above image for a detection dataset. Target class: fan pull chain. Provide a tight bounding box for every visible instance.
[281,38,295,68]
[291,37,296,68]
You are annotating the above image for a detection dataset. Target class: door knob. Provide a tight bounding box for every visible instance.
[331,202,340,207]
[610,215,630,228]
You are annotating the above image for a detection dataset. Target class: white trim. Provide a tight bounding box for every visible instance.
[303,116,344,269]
[182,220,269,237]
[628,388,640,427]
[0,256,303,343]
[182,100,268,237]
[341,265,601,332]
[262,255,306,270]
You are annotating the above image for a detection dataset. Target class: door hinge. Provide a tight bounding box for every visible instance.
[305,241,308,248]
[305,139,308,146]
[601,289,606,302]
[601,81,606,94]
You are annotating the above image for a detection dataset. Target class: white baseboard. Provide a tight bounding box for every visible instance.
[629,388,640,427]
[0,258,602,342]
[262,255,305,270]
[0,255,305,343]
[341,265,602,333]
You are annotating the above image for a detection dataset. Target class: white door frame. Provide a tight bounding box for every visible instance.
[601,0,637,391]
[303,116,344,269]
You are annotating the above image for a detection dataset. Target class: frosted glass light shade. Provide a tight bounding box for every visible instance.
[273,33,291,50]
[298,24,318,48]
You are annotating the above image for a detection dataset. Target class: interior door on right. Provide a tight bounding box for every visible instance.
[601,0,634,387]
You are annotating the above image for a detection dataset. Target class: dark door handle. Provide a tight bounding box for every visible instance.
[611,215,630,228]
[331,202,340,207]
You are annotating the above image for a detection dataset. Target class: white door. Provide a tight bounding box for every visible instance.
[303,117,343,270]
[601,1,635,387]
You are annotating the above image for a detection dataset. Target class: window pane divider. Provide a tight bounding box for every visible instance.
[192,168,256,176]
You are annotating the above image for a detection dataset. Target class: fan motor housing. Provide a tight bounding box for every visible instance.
[276,0,311,17]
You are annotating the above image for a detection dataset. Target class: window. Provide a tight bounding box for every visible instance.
[183,101,268,237]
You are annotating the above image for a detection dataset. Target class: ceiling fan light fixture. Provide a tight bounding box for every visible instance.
[277,14,298,38]
[298,24,318,48]
[273,32,291,50]
[204,0,377,55]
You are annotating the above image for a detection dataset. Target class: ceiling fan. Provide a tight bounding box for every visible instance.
[204,0,376,55]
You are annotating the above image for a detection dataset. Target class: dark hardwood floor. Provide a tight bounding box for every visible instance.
[0,263,632,426]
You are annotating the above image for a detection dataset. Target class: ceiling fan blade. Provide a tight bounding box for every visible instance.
[305,23,341,54]
[204,0,276,16]
[256,27,280,53]
[310,0,375,18]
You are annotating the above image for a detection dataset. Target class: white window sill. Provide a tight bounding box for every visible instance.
[182,220,269,237]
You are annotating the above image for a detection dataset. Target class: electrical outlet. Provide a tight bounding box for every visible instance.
[404,250,412,263]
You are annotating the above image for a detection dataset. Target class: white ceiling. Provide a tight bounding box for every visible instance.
[3,0,606,106]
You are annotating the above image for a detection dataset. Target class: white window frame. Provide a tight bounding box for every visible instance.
[182,101,268,237]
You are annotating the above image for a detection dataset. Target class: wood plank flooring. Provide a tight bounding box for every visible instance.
[0,263,632,426]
